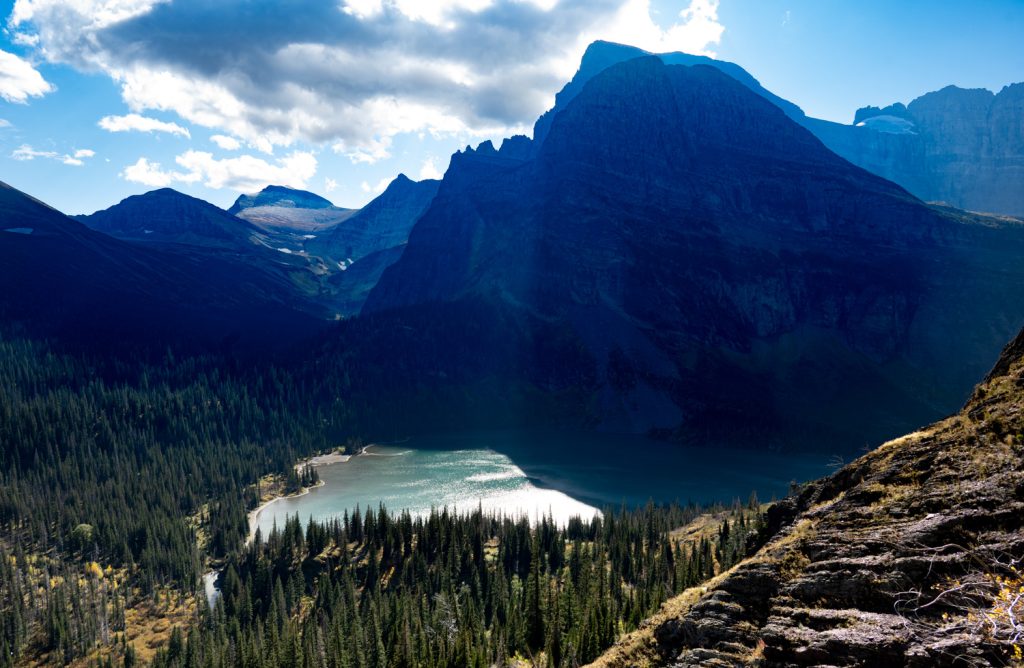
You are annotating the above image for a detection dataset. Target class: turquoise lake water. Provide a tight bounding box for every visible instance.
[251,431,833,536]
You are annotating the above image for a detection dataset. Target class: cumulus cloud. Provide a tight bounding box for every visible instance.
[12,143,95,166]
[324,177,338,193]
[121,156,189,186]
[98,113,191,137]
[418,157,444,180]
[120,150,318,191]
[210,134,241,150]
[360,178,390,195]
[7,0,724,154]
[0,48,54,102]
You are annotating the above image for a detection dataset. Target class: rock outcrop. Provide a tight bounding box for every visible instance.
[592,329,1024,667]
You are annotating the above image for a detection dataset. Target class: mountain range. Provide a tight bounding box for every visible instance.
[3,41,1024,452]
[0,181,321,348]
[550,41,1024,218]
[353,55,1024,449]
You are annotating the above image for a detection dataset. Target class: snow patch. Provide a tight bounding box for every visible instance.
[855,115,917,135]
[3,227,33,234]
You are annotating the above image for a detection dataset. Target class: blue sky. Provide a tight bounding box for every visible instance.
[0,0,1021,215]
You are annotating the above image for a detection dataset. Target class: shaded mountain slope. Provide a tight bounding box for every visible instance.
[0,181,322,348]
[532,40,804,148]
[308,174,439,265]
[356,57,1024,449]
[79,187,263,250]
[78,186,335,313]
[305,174,440,316]
[592,328,1024,667]
[545,41,1024,218]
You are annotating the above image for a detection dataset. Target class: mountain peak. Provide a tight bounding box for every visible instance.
[227,185,335,214]
[532,41,804,148]
[80,186,260,248]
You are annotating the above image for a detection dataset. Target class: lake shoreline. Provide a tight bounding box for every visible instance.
[247,446,371,543]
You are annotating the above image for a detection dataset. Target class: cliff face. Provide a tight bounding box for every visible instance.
[811,83,1024,217]
[594,330,1024,667]
[307,174,439,266]
[358,57,1024,448]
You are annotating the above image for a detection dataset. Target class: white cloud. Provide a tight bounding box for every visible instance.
[121,156,191,187]
[210,134,241,150]
[12,143,94,166]
[0,119,11,128]
[9,0,724,154]
[0,48,54,103]
[324,177,338,193]
[418,157,444,180]
[98,113,191,138]
[336,136,393,165]
[10,0,169,31]
[360,178,390,195]
[120,150,318,191]
[12,144,57,160]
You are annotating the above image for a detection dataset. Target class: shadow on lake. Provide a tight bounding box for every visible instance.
[403,430,833,509]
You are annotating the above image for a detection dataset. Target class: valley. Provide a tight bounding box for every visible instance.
[1,11,1022,667]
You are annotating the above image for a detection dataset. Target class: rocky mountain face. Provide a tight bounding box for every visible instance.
[810,83,1024,216]
[546,41,1024,218]
[357,56,1024,449]
[593,328,1024,667]
[308,174,439,265]
[228,185,357,238]
[227,184,335,214]
[0,181,322,348]
[308,174,440,316]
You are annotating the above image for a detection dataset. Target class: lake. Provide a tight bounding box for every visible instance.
[250,431,833,536]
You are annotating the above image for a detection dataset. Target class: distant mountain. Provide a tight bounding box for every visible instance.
[79,188,263,251]
[228,184,335,214]
[549,41,1024,217]
[228,185,357,237]
[809,83,1024,216]
[0,181,322,348]
[78,187,338,308]
[354,56,1024,449]
[308,174,439,265]
[307,174,439,316]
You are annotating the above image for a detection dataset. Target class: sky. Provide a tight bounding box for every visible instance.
[0,0,1021,215]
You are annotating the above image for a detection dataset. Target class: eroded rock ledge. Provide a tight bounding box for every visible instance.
[593,329,1024,667]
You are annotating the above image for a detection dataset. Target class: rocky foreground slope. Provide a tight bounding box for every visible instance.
[592,330,1024,667]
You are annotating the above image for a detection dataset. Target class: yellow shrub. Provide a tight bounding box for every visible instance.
[86,561,104,579]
